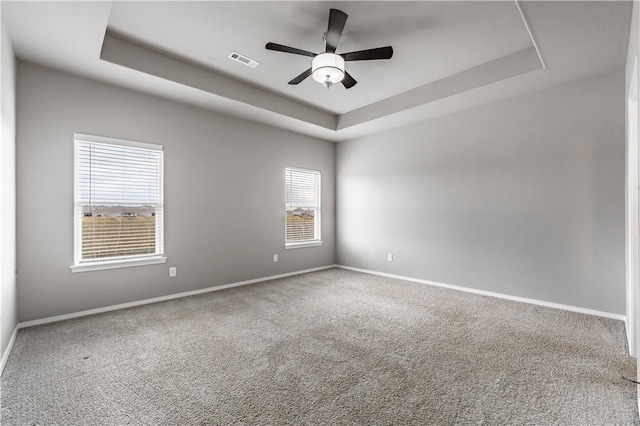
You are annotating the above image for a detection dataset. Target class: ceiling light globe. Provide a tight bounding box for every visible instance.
[312,53,345,86]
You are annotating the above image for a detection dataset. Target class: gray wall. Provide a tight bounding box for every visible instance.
[1,17,17,361]
[627,1,639,93]
[16,62,335,322]
[625,0,639,372]
[337,69,625,315]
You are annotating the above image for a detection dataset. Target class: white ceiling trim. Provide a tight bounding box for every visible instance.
[514,0,546,70]
[338,46,543,130]
[101,31,338,131]
[100,19,542,138]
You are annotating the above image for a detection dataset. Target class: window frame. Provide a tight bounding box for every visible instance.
[70,133,167,272]
[284,166,323,249]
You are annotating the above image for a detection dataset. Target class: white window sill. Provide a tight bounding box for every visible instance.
[70,255,167,272]
[285,241,323,249]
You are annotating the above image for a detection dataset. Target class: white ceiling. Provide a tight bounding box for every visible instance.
[1,1,632,142]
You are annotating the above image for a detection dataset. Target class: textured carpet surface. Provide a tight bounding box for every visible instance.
[1,268,638,425]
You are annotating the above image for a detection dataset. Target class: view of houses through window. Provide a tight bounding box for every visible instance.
[81,205,157,259]
[285,207,316,242]
[73,134,164,266]
[285,167,321,244]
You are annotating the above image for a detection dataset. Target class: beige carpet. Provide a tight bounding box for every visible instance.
[1,268,637,424]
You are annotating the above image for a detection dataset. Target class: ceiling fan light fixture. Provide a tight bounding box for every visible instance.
[312,53,345,88]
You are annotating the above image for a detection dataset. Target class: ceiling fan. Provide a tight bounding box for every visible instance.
[265,8,393,90]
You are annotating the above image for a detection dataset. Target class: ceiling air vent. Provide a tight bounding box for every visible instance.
[228,52,259,68]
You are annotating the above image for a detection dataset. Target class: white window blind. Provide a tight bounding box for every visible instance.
[285,167,321,245]
[72,134,164,270]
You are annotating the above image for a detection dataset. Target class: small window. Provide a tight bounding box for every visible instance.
[71,134,166,272]
[285,167,322,248]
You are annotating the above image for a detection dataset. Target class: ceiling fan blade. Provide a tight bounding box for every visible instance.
[266,42,316,58]
[341,72,357,89]
[342,46,393,61]
[325,9,348,53]
[288,68,313,85]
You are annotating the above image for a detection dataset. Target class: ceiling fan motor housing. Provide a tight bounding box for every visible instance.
[312,53,345,87]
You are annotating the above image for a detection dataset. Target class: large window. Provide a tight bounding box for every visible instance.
[285,167,322,248]
[71,134,166,272]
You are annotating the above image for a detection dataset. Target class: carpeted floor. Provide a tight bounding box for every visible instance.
[1,268,638,425]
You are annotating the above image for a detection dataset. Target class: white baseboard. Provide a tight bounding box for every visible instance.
[1,326,19,376]
[18,265,338,329]
[7,263,625,378]
[337,265,626,321]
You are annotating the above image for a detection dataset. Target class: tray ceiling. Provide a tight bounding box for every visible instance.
[2,1,632,141]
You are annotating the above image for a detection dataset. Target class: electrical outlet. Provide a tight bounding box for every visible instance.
[273,254,278,263]
[387,253,393,262]
[169,267,177,277]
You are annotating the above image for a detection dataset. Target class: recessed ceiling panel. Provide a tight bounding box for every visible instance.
[107,1,532,114]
